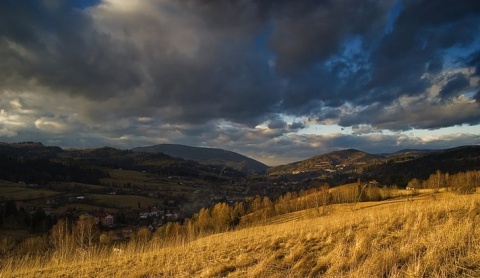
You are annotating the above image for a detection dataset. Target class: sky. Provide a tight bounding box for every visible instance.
[1,0,480,166]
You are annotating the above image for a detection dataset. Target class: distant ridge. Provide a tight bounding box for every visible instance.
[267,145,480,186]
[132,144,268,174]
[379,148,436,158]
[267,149,384,176]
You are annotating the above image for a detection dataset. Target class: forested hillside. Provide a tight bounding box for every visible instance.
[268,146,480,187]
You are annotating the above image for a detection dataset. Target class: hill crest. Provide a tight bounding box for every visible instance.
[132,144,268,174]
[268,148,384,176]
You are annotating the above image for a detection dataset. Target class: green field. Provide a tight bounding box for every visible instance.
[101,169,202,192]
[86,193,162,209]
[0,180,59,200]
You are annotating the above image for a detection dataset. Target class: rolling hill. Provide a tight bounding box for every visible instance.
[267,148,384,177]
[132,144,268,174]
[267,146,480,186]
[1,141,479,187]
[367,145,480,185]
[0,143,250,185]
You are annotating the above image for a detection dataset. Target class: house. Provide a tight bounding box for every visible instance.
[93,211,115,227]
[150,207,160,217]
[103,214,114,227]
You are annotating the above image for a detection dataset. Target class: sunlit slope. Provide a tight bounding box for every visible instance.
[4,192,480,277]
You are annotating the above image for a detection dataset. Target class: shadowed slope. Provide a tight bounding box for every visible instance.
[132,144,268,174]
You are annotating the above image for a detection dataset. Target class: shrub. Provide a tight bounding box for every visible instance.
[18,236,49,256]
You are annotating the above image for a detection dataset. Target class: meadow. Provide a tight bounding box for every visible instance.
[1,190,479,277]
[0,180,58,201]
[87,193,161,209]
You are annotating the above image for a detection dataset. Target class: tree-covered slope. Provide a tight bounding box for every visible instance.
[132,144,268,174]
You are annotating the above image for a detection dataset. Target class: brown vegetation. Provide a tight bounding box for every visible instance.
[2,187,480,277]
[410,170,480,193]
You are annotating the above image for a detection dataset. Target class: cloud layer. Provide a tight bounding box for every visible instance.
[1,0,480,165]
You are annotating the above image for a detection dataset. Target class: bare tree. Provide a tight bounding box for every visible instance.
[73,215,99,249]
[50,218,75,253]
[320,183,330,215]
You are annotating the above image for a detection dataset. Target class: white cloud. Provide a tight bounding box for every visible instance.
[0,128,17,137]
[34,117,71,133]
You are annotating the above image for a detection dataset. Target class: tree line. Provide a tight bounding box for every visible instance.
[407,169,480,194]
[154,181,395,242]
[0,154,107,185]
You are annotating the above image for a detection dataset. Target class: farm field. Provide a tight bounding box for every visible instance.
[86,193,162,209]
[0,180,59,201]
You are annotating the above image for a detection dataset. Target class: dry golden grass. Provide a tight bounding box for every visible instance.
[2,191,480,277]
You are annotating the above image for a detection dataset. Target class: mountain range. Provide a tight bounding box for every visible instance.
[0,142,479,187]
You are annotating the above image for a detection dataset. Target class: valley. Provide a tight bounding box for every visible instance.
[0,141,479,277]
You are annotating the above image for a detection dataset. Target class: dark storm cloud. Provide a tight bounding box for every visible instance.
[288,121,305,131]
[267,118,287,130]
[2,0,479,125]
[269,0,480,122]
[0,0,143,100]
[268,0,393,74]
[439,74,470,99]
[0,0,393,124]
[1,0,480,164]
[313,107,343,124]
[339,94,480,131]
[474,91,480,103]
[0,0,281,127]
[357,0,480,104]
[468,50,480,75]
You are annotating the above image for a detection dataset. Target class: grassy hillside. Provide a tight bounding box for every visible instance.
[2,191,480,277]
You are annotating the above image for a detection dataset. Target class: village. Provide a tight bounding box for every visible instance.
[1,174,314,240]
